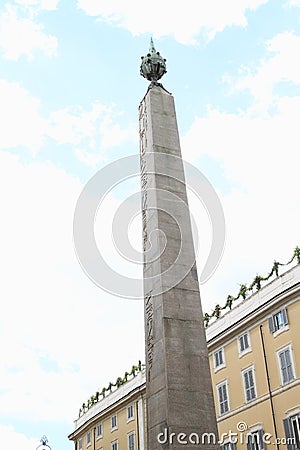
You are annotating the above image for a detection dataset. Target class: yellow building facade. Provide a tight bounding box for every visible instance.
[207,264,300,450]
[68,370,146,450]
[68,265,300,450]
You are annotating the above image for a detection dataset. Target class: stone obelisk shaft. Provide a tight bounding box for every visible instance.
[139,85,218,450]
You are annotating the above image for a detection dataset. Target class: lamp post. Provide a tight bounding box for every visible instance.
[36,436,51,450]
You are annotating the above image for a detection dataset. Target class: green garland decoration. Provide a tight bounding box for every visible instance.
[78,247,300,417]
[78,361,143,417]
[203,246,300,327]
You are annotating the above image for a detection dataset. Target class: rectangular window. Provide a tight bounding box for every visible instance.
[111,441,118,450]
[268,308,288,333]
[127,404,134,420]
[242,367,257,402]
[111,414,117,429]
[78,438,82,450]
[221,443,236,450]
[283,415,300,450]
[128,432,135,450]
[278,346,295,384]
[97,422,102,437]
[217,381,229,415]
[238,332,251,354]
[246,430,265,450]
[86,431,91,446]
[214,348,225,370]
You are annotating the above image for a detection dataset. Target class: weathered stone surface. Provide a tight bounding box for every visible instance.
[139,85,218,450]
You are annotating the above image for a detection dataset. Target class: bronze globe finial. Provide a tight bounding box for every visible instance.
[140,38,167,85]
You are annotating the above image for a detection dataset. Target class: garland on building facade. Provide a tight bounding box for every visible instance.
[78,361,143,417]
[203,246,300,327]
[78,247,300,417]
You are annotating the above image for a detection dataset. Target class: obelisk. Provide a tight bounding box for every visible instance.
[139,40,219,450]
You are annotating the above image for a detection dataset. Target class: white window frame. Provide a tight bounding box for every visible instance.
[128,431,135,450]
[221,442,237,450]
[86,431,91,447]
[269,308,289,336]
[213,347,226,372]
[216,380,230,416]
[127,404,134,421]
[277,344,295,385]
[238,331,252,357]
[78,438,83,450]
[96,422,103,438]
[242,365,257,403]
[111,414,118,430]
[246,429,265,450]
[111,440,118,450]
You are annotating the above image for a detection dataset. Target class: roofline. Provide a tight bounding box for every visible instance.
[206,264,300,347]
[69,371,146,440]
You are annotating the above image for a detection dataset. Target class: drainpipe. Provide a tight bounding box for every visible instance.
[259,324,280,450]
[136,400,140,450]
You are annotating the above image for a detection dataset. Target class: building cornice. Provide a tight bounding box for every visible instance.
[206,265,300,348]
[69,370,146,440]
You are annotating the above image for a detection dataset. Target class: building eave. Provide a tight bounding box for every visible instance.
[206,264,300,349]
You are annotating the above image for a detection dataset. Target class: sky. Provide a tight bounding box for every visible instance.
[0,0,300,449]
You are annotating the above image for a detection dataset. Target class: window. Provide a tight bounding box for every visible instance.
[242,367,257,402]
[214,348,225,370]
[86,431,91,446]
[127,404,134,420]
[97,422,102,437]
[111,414,117,430]
[238,332,251,355]
[217,381,229,415]
[278,346,295,384]
[111,440,118,450]
[221,442,236,450]
[269,308,288,333]
[78,438,82,450]
[283,415,300,450]
[128,432,135,450]
[246,430,265,450]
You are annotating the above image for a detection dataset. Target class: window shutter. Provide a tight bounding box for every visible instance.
[279,351,288,383]
[244,333,249,349]
[246,434,252,450]
[268,317,275,333]
[285,349,294,381]
[283,418,297,450]
[219,349,224,365]
[282,307,288,325]
[239,336,245,352]
[244,372,250,389]
[257,429,265,450]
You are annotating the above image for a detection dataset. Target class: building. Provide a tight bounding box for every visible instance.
[207,263,300,450]
[68,263,300,450]
[68,368,146,450]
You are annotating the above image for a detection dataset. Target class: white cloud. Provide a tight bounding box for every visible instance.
[0,425,38,450]
[0,152,144,422]
[0,79,46,152]
[183,33,300,306]
[182,96,300,309]
[286,0,300,6]
[0,79,136,162]
[15,0,60,10]
[77,0,268,44]
[226,31,300,110]
[0,3,58,60]
[48,102,137,166]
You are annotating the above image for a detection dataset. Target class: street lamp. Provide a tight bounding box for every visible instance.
[36,436,51,450]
